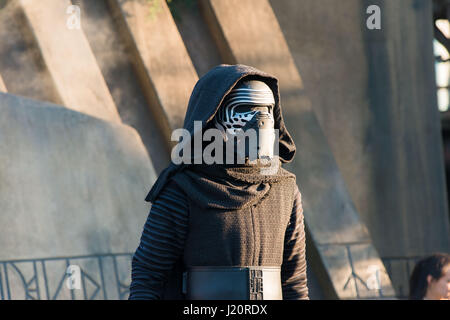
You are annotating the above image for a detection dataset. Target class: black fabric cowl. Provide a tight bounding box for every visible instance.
[171,160,295,211]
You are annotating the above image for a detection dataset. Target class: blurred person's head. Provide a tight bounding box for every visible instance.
[409,253,450,300]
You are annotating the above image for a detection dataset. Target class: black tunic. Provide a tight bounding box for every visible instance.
[129,179,308,299]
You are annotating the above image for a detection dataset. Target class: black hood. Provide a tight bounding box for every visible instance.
[145,64,296,203]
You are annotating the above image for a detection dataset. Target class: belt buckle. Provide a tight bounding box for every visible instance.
[249,268,263,300]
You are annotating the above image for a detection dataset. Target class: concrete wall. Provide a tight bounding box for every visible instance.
[0,92,156,299]
[270,0,450,298]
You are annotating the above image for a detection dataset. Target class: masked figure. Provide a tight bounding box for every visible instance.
[129,64,308,300]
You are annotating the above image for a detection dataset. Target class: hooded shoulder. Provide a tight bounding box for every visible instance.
[146,64,296,203]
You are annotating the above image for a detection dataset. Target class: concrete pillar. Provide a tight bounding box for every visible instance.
[0,73,6,92]
[168,0,222,77]
[200,0,395,299]
[71,0,171,173]
[107,0,199,143]
[19,0,121,123]
[0,0,61,104]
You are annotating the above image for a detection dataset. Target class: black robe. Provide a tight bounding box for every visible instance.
[140,64,306,299]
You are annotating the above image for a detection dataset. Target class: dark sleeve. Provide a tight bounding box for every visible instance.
[281,185,309,300]
[128,181,189,300]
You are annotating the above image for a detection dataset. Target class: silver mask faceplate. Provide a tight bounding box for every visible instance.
[214,80,276,159]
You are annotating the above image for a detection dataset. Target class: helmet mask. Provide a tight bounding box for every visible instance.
[214,80,276,163]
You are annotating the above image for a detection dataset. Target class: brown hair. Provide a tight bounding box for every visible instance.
[409,253,450,300]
